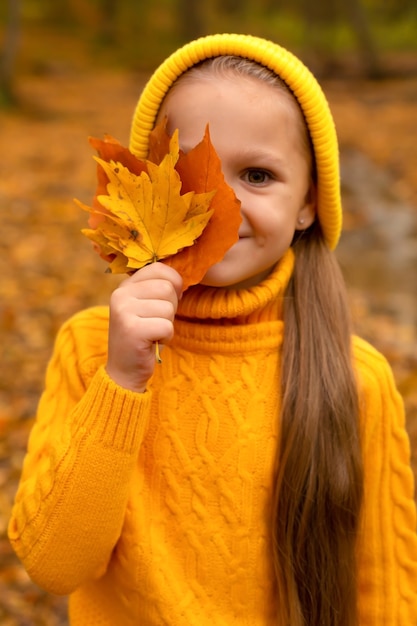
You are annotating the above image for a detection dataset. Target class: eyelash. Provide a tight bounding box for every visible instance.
[244,169,272,185]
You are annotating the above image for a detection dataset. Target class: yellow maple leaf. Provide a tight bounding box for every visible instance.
[78,122,242,289]
[80,131,215,272]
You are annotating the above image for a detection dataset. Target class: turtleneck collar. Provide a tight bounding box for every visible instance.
[176,248,294,325]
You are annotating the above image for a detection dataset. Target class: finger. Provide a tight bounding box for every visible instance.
[126,262,183,297]
[134,317,175,344]
[110,282,180,318]
[128,298,176,321]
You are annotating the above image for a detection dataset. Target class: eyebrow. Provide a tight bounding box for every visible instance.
[179,143,289,172]
[233,147,288,170]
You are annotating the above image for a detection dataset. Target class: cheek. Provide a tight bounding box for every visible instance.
[257,212,299,251]
[252,207,289,236]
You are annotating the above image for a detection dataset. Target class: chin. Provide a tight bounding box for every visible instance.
[199,276,240,288]
[200,261,274,290]
[200,274,249,289]
[201,271,269,290]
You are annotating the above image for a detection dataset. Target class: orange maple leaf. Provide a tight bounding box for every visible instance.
[77,120,241,290]
[151,124,242,288]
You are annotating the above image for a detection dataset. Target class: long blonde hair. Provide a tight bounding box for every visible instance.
[171,56,363,626]
[277,221,363,626]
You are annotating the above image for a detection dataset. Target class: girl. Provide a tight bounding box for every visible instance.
[8,34,417,626]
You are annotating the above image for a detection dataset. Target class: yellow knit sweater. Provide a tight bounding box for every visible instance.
[9,251,417,625]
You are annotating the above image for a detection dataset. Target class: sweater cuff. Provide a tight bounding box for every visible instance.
[71,365,151,452]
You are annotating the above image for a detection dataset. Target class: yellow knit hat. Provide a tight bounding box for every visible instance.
[129,33,342,250]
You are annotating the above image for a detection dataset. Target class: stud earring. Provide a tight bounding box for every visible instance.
[297,217,305,225]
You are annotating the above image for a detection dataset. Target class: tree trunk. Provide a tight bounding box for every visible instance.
[342,0,381,78]
[0,0,21,105]
[97,0,119,45]
[177,0,205,43]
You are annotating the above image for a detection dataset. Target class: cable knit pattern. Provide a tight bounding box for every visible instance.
[353,338,417,625]
[8,249,417,625]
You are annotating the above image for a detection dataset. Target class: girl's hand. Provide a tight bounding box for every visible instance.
[106,263,183,393]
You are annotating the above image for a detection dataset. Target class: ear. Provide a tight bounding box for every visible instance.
[295,181,317,231]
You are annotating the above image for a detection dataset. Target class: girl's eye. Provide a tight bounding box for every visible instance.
[245,169,270,185]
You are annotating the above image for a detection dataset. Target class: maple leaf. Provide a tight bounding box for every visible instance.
[154,125,242,288]
[87,134,148,229]
[78,131,215,272]
[77,120,241,290]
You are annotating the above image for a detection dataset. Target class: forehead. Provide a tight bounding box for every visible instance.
[158,72,312,169]
[158,73,308,155]
[157,71,316,179]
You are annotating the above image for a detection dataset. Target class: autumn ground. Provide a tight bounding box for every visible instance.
[0,53,417,624]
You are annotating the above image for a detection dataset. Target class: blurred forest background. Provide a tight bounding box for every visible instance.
[1,0,417,624]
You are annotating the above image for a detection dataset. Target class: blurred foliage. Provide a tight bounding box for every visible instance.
[1,0,416,109]
[1,0,417,81]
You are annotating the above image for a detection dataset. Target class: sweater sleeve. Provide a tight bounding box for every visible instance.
[8,308,152,595]
[354,338,417,625]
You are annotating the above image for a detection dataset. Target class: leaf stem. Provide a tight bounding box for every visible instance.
[155,341,163,364]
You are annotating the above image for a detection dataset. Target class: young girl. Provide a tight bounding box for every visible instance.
[8,34,417,626]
